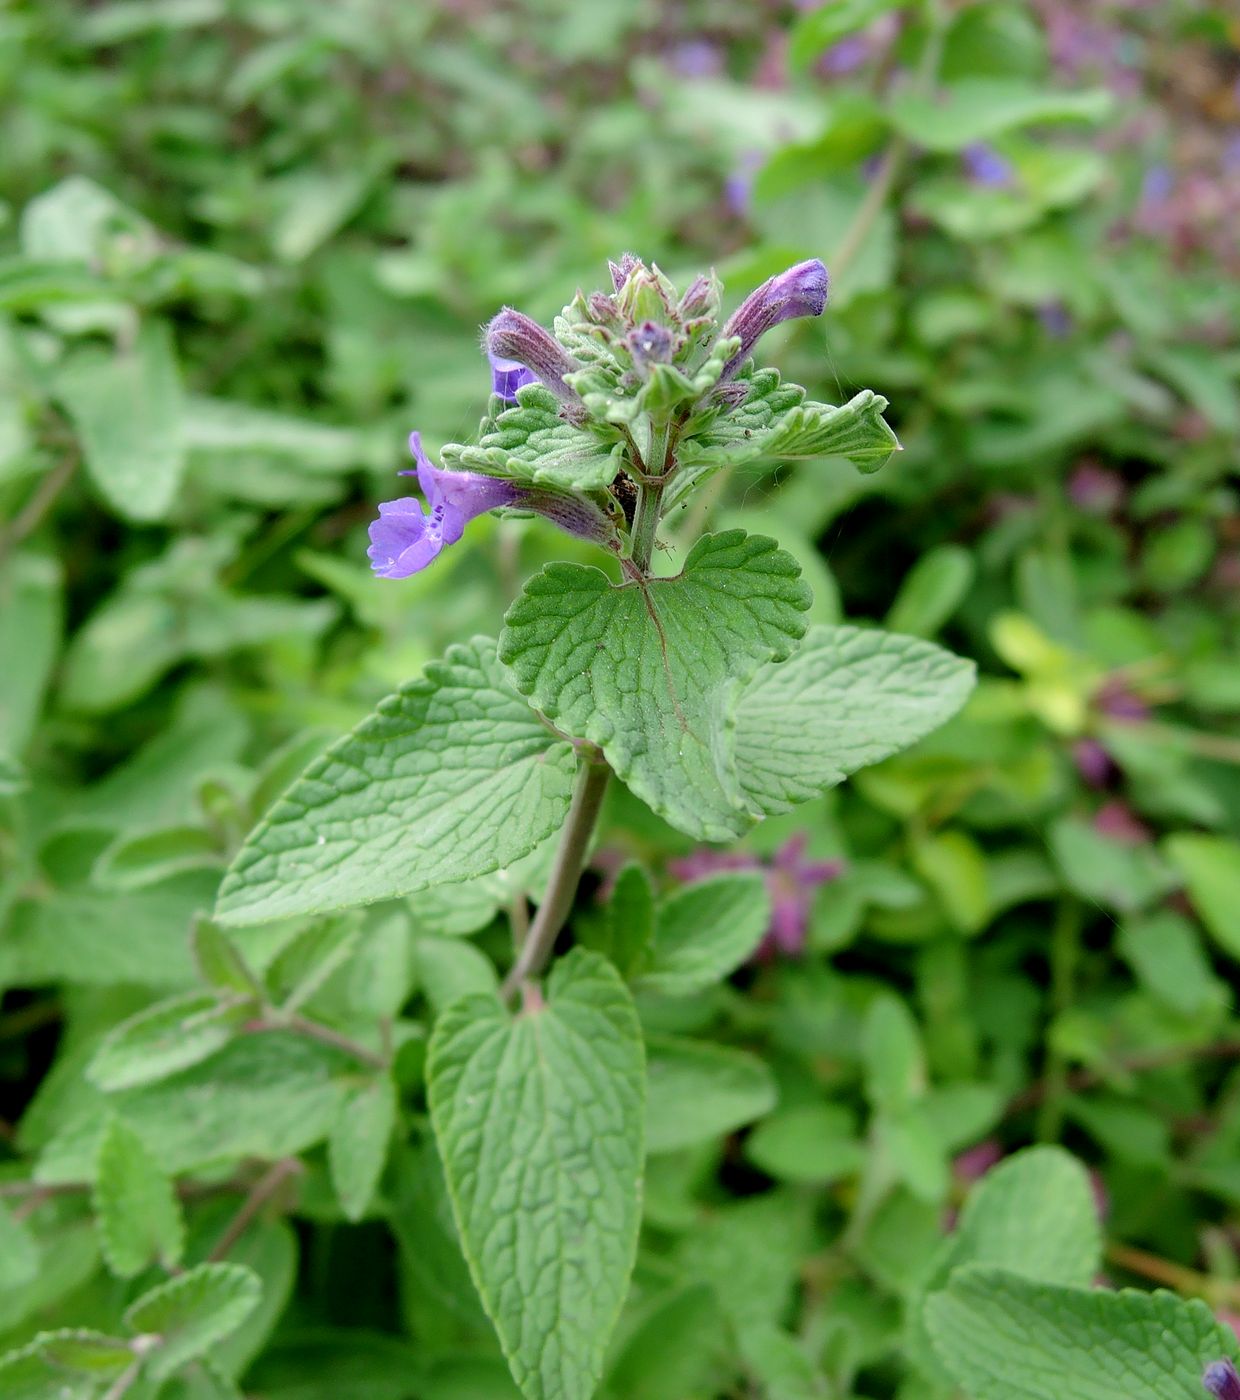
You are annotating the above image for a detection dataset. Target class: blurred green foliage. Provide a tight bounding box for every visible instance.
[2,1,1240,1397]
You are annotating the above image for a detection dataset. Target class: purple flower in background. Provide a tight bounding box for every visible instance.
[962,143,1015,187]
[666,38,723,79]
[1141,164,1174,205]
[818,34,870,77]
[725,149,765,218]
[1203,1360,1240,1400]
[368,432,613,579]
[488,350,536,404]
[720,258,829,379]
[1093,800,1152,846]
[1072,738,1116,789]
[1038,301,1073,338]
[1068,461,1125,515]
[669,832,844,960]
[484,307,583,407]
[954,1139,1003,1183]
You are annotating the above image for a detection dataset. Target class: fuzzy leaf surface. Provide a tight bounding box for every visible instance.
[215,637,575,924]
[427,949,644,1400]
[734,625,976,815]
[639,872,771,996]
[925,1268,1237,1400]
[124,1263,262,1381]
[93,1116,185,1277]
[500,531,810,840]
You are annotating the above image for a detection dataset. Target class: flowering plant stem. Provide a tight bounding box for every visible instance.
[501,748,611,1000]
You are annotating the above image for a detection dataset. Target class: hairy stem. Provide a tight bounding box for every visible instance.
[501,751,610,1000]
[630,479,664,574]
[207,1157,302,1262]
[0,452,77,567]
[245,1013,388,1070]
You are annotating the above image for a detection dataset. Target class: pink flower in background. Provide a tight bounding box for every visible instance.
[1093,800,1153,846]
[670,833,844,960]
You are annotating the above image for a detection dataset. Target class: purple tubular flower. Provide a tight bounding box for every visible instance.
[368,432,519,578]
[608,253,641,292]
[720,258,829,380]
[488,350,536,404]
[962,143,1015,187]
[484,308,583,407]
[368,432,614,579]
[1203,1361,1240,1400]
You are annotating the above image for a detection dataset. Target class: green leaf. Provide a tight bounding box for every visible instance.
[443,384,623,492]
[413,935,499,1015]
[888,80,1112,151]
[1165,834,1240,958]
[1119,910,1226,1018]
[192,918,264,1000]
[215,637,576,925]
[124,1262,262,1381]
[1050,817,1175,914]
[87,991,244,1091]
[40,1034,347,1183]
[428,949,644,1400]
[675,388,898,499]
[925,1267,1237,1400]
[885,546,975,638]
[0,1201,39,1290]
[0,1345,96,1400]
[910,1146,1101,1382]
[744,1103,865,1185]
[646,1034,777,1154]
[789,0,902,69]
[579,862,655,979]
[638,872,770,996]
[737,1321,830,1400]
[862,994,924,1113]
[0,553,62,757]
[56,320,186,522]
[733,625,976,816]
[93,1116,185,1277]
[31,1330,135,1379]
[328,1077,396,1222]
[500,531,810,841]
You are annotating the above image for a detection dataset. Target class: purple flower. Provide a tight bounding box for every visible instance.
[368,432,519,578]
[1038,301,1073,338]
[720,258,829,379]
[367,432,613,579]
[1203,1361,1240,1400]
[484,308,583,408]
[1072,738,1116,789]
[962,143,1015,187]
[669,832,843,960]
[725,149,765,219]
[488,350,536,404]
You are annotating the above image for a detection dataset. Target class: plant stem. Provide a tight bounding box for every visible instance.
[629,479,664,574]
[501,751,610,1000]
[1106,1241,1240,1310]
[1036,900,1083,1143]
[245,1013,387,1070]
[0,452,77,567]
[207,1157,302,1262]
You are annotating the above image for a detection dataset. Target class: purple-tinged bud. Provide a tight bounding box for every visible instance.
[485,308,583,407]
[587,291,623,327]
[487,350,536,404]
[627,320,675,366]
[608,253,642,293]
[720,259,829,380]
[962,143,1015,187]
[679,272,719,320]
[1203,1360,1240,1400]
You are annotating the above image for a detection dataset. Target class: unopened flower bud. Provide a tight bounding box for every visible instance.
[485,308,583,407]
[1203,1361,1240,1400]
[721,258,829,379]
